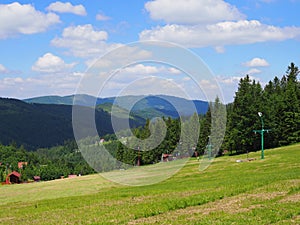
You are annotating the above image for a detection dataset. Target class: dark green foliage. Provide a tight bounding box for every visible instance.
[223,63,300,153]
[0,98,144,150]
[225,75,263,153]
[0,141,95,182]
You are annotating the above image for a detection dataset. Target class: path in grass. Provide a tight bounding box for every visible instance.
[0,144,299,224]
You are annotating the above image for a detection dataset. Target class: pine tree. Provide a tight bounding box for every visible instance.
[279,63,300,145]
[227,75,263,153]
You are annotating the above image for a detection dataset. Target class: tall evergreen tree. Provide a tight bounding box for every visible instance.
[227,75,263,153]
[279,63,300,145]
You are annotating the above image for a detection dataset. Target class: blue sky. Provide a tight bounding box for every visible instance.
[0,0,299,103]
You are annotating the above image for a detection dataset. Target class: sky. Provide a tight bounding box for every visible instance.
[0,0,300,103]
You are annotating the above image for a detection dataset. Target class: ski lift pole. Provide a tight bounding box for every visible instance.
[253,112,270,159]
[207,136,212,160]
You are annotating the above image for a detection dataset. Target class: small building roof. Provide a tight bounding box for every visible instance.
[8,171,21,178]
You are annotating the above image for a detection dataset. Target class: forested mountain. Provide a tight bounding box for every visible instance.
[24,94,209,119]
[0,98,144,150]
[24,94,97,106]
[1,63,299,183]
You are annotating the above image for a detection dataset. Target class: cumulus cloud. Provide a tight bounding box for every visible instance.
[142,0,300,50]
[47,1,86,16]
[0,2,60,39]
[32,53,76,73]
[140,20,300,48]
[51,24,122,58]
[0,72,81,99]
[243,57,270,67]
[145,0,245,24]
[96,13,111,21]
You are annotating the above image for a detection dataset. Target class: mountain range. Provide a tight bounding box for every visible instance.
[0,98,143,150]
[0,94,208,150]
[24,94,208,119]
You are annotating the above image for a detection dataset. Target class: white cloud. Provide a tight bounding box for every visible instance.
[32,53,76,73]
[218,76,242,85]
[182,76,191,81]
[104,76,190,98]
[246,68,262,75]
[214,46,226,53]
[0,64,8,74]
[145,0,245,24]
[0,72,81,99]
[51,24,122,58]
[243,57,269,67]
[47,2,86,16]
[0,2,60,39]
[0,64,20,75]
[120,64,182,75]
[122,64,160,74]
[140,20,300,48]
[168,67,181,74]
[96,13,111,21]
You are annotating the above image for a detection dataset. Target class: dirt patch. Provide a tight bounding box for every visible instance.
[127,191,287,225]
[279,193,300,203]
[245,192,287,200]
[129,190,205,204]
[0,217,14,223]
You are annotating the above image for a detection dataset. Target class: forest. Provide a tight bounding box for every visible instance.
[0,62,299,182]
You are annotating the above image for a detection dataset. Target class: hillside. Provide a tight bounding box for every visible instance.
[24,94,97,107]
[24,94,209,119]
[96,102,145,125]
[0,144,299,224]
[0,98,144,150]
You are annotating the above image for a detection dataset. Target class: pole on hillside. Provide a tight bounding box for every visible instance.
[253,112,270,159]
[207,136,212,160]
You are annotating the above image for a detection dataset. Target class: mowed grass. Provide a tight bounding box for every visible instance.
[0,144,299,224]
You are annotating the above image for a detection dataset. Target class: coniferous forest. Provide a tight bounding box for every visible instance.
[0,63,299,182]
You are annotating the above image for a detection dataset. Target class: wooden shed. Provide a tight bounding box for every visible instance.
[161,153,173,162]
[33,176,41,182]
[6,171,21,184]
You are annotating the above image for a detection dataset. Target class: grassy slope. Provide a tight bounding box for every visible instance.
[0,144,299,224]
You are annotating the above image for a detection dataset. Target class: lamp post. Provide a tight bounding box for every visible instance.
[137,146,141,166]
[207,136,212,160]
[253,112,270,159]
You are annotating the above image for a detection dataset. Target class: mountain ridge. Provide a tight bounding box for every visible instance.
[24,94,209,119]
[0,97,144,150]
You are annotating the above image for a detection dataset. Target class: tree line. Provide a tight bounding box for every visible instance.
[0,141,95,182]
[1,62,299,180]
[223,62,300,154]
[96,62,300,166]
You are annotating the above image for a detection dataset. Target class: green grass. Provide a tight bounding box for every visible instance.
[0,144,299,224]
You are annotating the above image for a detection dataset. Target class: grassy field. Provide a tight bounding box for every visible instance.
[0,144,299,224]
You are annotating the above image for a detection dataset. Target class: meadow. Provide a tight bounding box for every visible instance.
[0,144,299,224]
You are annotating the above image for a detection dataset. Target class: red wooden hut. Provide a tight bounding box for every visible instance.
[6,171,21,184]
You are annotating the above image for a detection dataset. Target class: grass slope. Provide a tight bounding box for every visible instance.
[0,144,299,224]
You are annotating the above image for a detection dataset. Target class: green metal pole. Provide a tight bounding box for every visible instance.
[260,116,264,160]
[261,129,264,159]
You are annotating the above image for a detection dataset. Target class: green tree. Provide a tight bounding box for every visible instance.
[226,75,263,153]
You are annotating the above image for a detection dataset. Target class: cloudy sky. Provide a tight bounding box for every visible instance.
[0,0,299,103]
